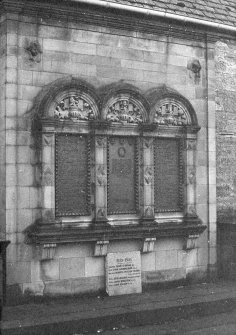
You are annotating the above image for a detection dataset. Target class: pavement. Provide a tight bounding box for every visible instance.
[1,280,236,335]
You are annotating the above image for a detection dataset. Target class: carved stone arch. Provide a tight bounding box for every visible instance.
[31,76,100,125]
[146,85,199,127]
[100,82,149,124]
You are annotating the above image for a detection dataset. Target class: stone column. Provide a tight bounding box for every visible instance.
[94,135,108,226]
[141,137,154,223]
[185,138,197,220]
[41,131,55,222]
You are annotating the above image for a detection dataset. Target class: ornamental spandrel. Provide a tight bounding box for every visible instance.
[54,95,95,121]
[106,99,143,124]
[154,101,188,126]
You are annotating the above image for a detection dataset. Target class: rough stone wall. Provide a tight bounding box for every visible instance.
[0,15,7,239]
[216,40,236,277]
[4,11,211,301]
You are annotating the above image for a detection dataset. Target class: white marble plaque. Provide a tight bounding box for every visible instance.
[106,251,142,296]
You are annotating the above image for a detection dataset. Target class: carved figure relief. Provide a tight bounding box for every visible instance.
[153,101,189,126]
[25,40,42,63]
[144,206,154,218]
[55,96,96,121]
[96,136,106,147]
[106,99,143,124]
[186,140,197,151]
[188,168,196,185]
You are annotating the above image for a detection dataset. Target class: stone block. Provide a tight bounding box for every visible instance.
[209,246,217,265]
[7,33,17,46]
[6,209,17,234]
[43,39,96,55]
[97,44,144,61]
[121,59,163,72]
[108,240,141,253]
[16,208,32,232]
[19,22,37,36]
[143,70,166,84]
[6,83,17,99]
[155,250,178,270]
[18,164,34,186]
[196,184,207,205]
[17,186,30,209]
[71,276,105,294]
[18,84,41,100]
[55,243,93,259]
[40,259,59,281]
[7,261,31,284]
[17,131,31,146]
[197,247,208,266]
[23,281,44,296]
[185,249,198,268]
[6,68,17,83]
[6,117,17,130]
[6,186,16,209]
[6,55,17,68]
[59,257,85,279]
[44,279,72,295]
[6,164,17,186]
[17,146,31,163]
[7,242,33,262]
[196,204,208,223]
[39,25,71,40]
[177,250,187,268]
[143,268,186,284]
[29,187,41,209]
[141,252,155,271]
[85,256,105,277]
[154,238,183,251]
[18,70,33,85]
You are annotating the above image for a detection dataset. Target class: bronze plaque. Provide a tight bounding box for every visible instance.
[108,137,137,214]
[55,134,90,216]
[154,139,182,212]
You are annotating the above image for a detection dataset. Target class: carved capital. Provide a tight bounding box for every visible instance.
[41,243,57,260]
[94,240,109,256]
[142,238,156,253]
[184,234,199,250]
[186,139,197,151]
[96,136,106,147]
[43,134,53,146]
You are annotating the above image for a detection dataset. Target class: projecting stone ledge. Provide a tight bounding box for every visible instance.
[26,218,206,246]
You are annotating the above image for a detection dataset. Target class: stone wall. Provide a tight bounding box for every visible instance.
[3,9,214,302]
[215,40,236,278]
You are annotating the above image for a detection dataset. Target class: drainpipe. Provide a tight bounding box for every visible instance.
[72,0,236,33]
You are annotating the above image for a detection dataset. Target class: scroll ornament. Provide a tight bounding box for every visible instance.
[106,99,143,124]
[154,102,188,126]
[55,96,95,121]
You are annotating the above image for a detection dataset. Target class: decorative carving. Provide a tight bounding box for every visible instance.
[153,101,189,126]
[96,136,106,147]
[186,140,197,151]
[94,240,109,256]
[187,59,201,78]
[41,243,57,260]
[188,205,197,216]
[43,134,53,146]
[144,206,154,218]
[106,99,143,124]
[96,165,106,186]
[97,208,106,218]
[25,40,42,63]
[42,166,53,186]
[188,168,196,185]
[143,138,153,149]
[184,234,199,250]
[144,166,153,185]
[55,96,96,121]
[142,238,156,253]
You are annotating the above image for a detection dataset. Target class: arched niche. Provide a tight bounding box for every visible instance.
[31,76,100,124]
[146,85,199,128]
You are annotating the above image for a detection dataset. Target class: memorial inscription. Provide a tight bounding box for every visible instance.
[154,139,182,212]
[106,251,142,296]
[55,134,90,216]
[108,137,137,214]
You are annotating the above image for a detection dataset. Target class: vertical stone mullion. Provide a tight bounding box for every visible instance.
[42,132,55,222]
[185,138,197,217]
[142,137,154,222]
[94,135,107,225]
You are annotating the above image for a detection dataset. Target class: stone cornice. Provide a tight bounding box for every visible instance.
[1,0,235,42]
[26,220,206,245]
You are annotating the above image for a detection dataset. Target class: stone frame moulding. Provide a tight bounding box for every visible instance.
[26,78,206,248]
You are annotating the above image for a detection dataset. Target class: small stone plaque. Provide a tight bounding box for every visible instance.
[106,251,142,296]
